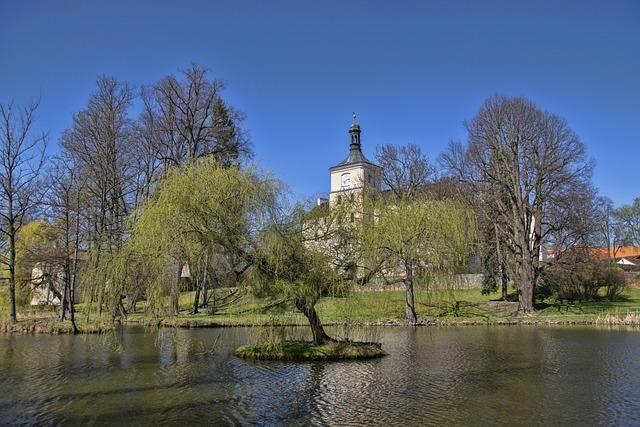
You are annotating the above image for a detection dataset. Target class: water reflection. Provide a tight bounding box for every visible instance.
[0,326,639,425]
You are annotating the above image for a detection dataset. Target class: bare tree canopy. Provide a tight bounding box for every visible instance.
[441,94,594,314]
[375,143,434,200]
[615,197,640,246]
[140,64,252,169]
[60,76,135,249]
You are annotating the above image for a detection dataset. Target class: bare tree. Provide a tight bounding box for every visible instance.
[0,99,47,323]
[60,76,135,316]
[140,64,251,170]
[441,95,593,315]
[46,158,83,333]
[375,143,434,200]
[615,197,640,247]
[597,197,624,261]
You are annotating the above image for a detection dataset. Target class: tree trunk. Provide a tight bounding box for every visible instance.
[59,284,68,321]
[200,285,208,308]
[171,265,181,315]
[200,253,208,309]
[501,266,508,301]
[45,275,53,305]
[69,192,81,335]
[517,263,536,315]
[171,288,179,315]
[295,298,333,345]
[8,217,17,324]
[192,282,200,314]
[404,263,418,325]
[61,201,71,321]
[60,265,69,321]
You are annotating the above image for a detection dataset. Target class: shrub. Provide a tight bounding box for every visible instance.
[597,266,627,300]
[541,259,627,301]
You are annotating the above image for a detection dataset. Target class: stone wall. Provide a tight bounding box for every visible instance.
[357,273,484,291]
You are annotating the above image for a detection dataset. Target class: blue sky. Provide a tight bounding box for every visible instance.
[1,0,639,205]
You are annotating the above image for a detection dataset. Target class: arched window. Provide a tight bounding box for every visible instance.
[350,212,355,223]
[337,195,342,205]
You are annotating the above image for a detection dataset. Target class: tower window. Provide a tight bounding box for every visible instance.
[337,195,342,205]
[350,213,355,223]
[349,193,354,202]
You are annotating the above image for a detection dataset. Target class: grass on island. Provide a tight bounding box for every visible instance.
[235,340,385,361]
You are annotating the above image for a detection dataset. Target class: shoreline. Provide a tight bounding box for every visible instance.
[129,315,640,329]
[3,312,640,336]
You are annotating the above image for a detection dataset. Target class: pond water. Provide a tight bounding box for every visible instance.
[1,325,639,426]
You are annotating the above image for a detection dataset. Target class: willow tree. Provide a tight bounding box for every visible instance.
[251,219,348,345]
[247,196,363,345]
[363,195,475,325]
[88,159,274,319]
[90,159,344,345]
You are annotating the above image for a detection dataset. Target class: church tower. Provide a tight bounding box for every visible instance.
[329,114,381,209]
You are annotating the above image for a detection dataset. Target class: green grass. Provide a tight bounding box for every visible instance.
[235,340,385,361]
[0,311,116,334]
[125,286,640,327]
[5,284,640,333]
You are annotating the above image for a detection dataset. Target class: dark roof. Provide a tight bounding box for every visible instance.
[329,147,376,170]
[329,122,379,171]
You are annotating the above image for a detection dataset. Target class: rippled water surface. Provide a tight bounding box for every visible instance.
[1,326,639,426]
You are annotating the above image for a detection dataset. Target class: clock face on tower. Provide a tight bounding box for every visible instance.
[341,173,351,188]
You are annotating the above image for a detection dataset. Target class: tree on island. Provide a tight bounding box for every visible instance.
[92,159,356,345]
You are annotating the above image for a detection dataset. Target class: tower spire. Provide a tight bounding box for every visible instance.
[349,112,361,148]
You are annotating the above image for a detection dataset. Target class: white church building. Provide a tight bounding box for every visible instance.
[320,116,382,211]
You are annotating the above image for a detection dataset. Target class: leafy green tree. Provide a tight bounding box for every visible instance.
[89,159,352,344]
[12,220,58,306]
[84,159,271,319]
[251,199,360,345]
[363,196,475,325]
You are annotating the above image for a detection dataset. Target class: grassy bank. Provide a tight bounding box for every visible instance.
[4,286,640,334]
[0,312,116,334]
[127,286,640,328]
[235,340,385,361]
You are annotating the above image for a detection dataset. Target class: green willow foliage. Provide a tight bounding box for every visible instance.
[364,197,475,277]
[82,159,281,318]
[362,195,476,323]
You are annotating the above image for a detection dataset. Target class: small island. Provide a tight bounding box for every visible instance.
[235,340,385,361]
